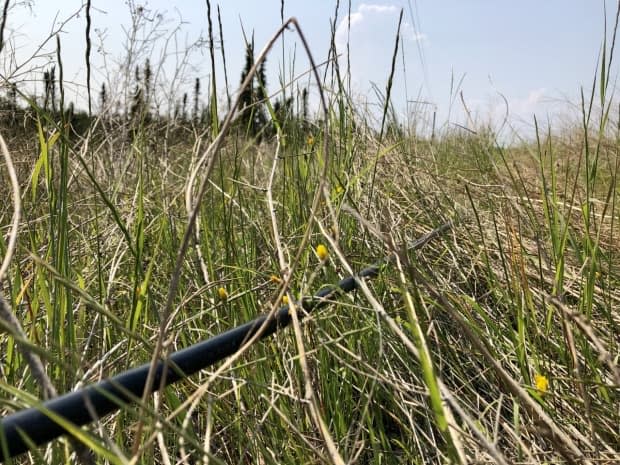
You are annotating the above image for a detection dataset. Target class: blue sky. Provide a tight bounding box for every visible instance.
[2,1,615,139]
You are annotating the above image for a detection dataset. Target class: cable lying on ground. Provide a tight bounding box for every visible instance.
[0,221,451,460]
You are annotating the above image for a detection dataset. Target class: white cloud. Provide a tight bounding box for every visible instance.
[402,21,427,42]
[359,3,398,14]
[347,11,364,29]
[335,3,426,51]
[506,88,549,118]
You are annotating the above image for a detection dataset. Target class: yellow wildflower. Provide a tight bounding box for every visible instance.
[534,374,549,394]
[217,287,228,301]
[270,274,282,284]
[306,135,315,146]
[281,295,289,305]
[316,244,329,261]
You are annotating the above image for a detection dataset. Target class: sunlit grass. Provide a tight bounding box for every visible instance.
[0,5,618,465]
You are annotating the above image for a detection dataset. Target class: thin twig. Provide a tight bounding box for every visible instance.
[0,133,19,284]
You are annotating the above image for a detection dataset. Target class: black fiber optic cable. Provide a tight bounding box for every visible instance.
[0,222,451,460]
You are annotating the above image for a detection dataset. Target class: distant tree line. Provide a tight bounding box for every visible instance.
[0,41,311,140]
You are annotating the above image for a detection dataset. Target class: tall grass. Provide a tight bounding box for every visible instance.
[0,2,618,464]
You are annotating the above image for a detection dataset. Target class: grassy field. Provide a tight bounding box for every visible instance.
[0,5,618,465]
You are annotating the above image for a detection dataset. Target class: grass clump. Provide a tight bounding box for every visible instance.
[0,3,618,465]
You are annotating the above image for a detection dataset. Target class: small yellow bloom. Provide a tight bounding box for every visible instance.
[316,244,329,261]
[335,185,344,194]
[534,374,549,394]
[217,287,228,301]
[306,135,315,146]
[270,274,282,284]
[281,295,289,305]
